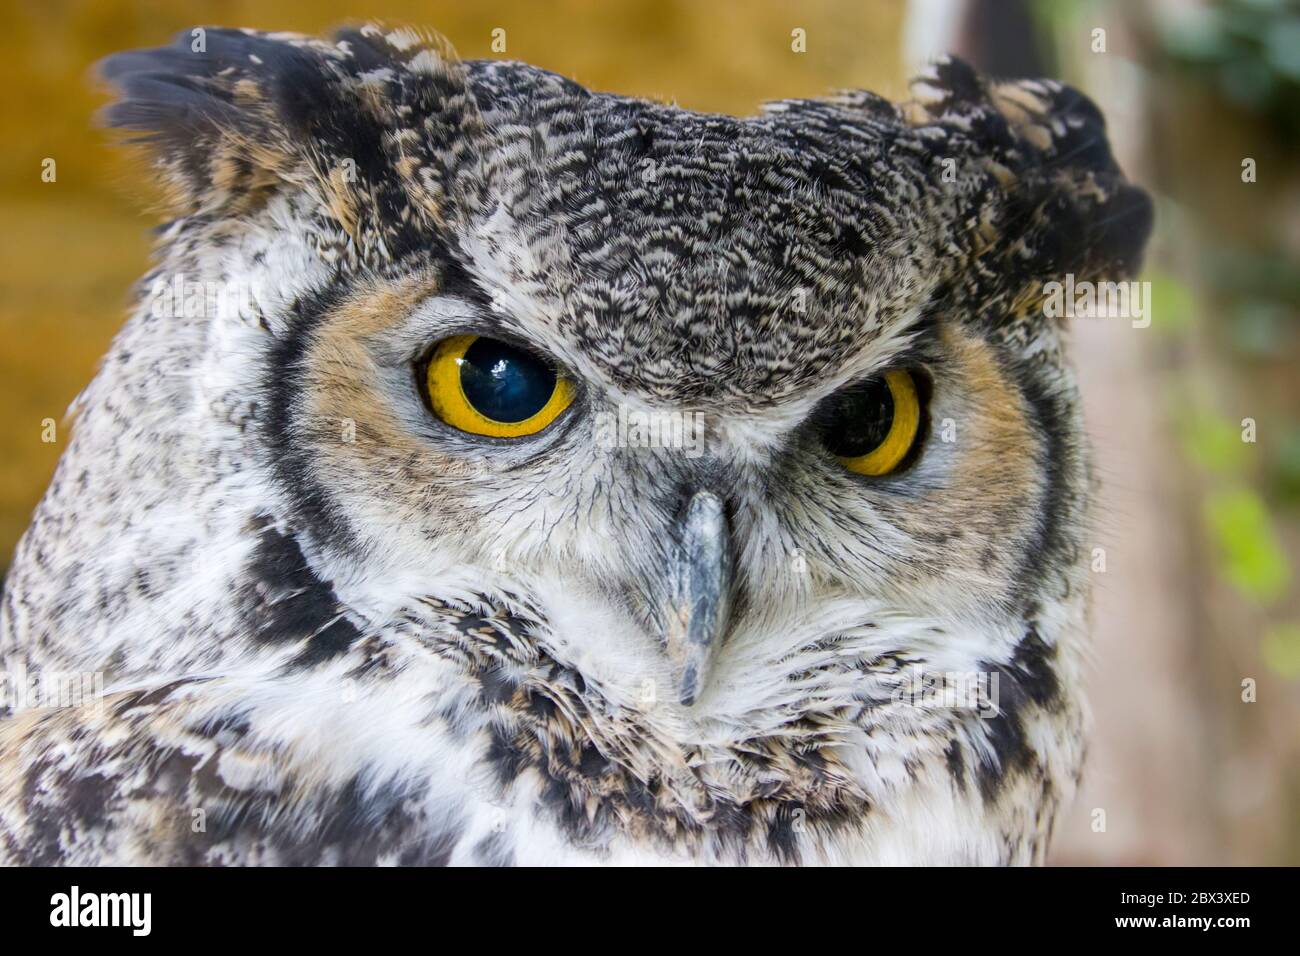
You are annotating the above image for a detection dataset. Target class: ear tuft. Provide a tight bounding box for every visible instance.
[98,29,336,214]
[96,24,464,238]
[902,56,1153,328]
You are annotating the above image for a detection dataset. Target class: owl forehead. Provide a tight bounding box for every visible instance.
[436,63,945,404]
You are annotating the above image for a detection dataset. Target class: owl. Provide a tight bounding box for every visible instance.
[0,25,1150,865]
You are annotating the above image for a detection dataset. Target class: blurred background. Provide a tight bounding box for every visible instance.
[0,0,1296,863]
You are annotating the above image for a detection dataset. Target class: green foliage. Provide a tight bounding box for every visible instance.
[1160,0,1300,142]
[1275,426,1300,504]
[1228,299,1295,356]
[1143,268,1196,338]
[1262,621,1300,678]
[1179,407,1252,475]
[1206,247,1300,311]
[1203,488,1292,604]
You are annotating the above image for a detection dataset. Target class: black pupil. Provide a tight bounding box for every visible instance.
[459,338,557,423]
[819,377,895,457]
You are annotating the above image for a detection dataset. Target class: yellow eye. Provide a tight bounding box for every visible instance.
[423,334,575,438]
[820,369,924,476]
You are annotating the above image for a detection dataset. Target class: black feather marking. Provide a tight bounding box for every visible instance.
[241,521,361,666]
[974,626,1061,802]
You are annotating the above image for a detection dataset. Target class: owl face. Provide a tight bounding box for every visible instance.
[65,25,1151,859]
[279,268,1051,705]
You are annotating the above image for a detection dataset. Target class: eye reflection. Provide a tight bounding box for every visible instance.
[423,335,574,438]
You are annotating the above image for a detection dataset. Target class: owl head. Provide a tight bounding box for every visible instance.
[28,24,1151,860]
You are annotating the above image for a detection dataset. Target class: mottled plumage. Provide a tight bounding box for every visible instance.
[0,25,1150,865]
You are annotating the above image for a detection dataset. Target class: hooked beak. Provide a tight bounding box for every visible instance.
[664,490,734,706]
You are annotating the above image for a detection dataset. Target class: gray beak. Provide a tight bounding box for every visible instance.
[664,490,734,706]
